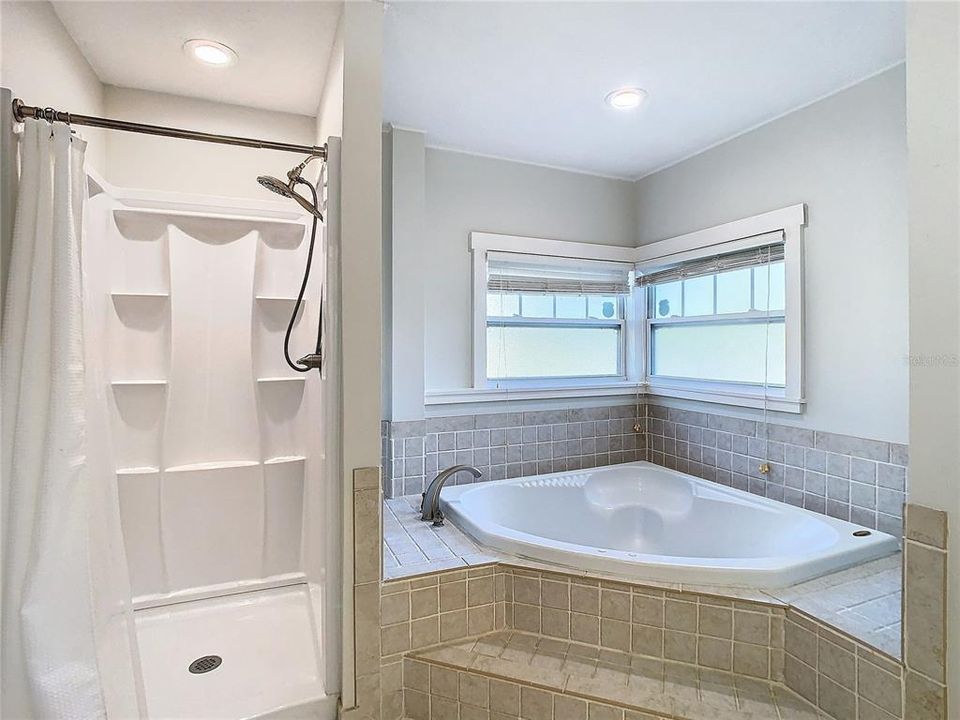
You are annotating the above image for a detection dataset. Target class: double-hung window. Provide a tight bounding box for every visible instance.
[485,253,633,387]
[456,207,803,410]
[638,230,801,409]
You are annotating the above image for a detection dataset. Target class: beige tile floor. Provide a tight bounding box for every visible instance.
[410,629,831,720]
[383,496,903,658]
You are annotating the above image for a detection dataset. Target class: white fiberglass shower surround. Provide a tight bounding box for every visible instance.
[83,146,342,720]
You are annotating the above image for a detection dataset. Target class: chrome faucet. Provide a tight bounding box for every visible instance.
[420,464,482,526]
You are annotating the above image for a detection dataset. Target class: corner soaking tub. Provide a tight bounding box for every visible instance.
[439,461,898,588]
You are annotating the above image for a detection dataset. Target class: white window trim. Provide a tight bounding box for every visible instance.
[469,232,637,392]
[636,204,806,413]
[441,206,805,410]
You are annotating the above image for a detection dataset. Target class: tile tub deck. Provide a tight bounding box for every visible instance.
[383,496,902,659]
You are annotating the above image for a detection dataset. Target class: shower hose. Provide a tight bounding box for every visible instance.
[284,178,323,373]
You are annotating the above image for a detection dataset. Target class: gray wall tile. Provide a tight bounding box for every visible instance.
[383,404,908,539]
[815,431,890,462]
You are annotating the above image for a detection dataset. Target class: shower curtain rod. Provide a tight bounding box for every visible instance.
[12,98,326,159]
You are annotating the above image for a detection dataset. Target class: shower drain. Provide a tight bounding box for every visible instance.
[188,655,222,674]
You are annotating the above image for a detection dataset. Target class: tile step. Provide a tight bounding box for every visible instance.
[405,630,832,720]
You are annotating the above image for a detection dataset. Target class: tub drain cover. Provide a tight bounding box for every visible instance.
[188,655,222,674]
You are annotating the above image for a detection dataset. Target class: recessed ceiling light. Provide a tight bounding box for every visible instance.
[183,39,238,67]
[605,88,647,110]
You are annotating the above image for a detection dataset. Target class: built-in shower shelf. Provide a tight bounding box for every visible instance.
[264,456,307,466]
[164,460,260,474]
[115,206,307,228]
[257,376,307,384]
[256,295,303,303]
[111,380,168,387]
[117,466,160,476]
[113,208,306,248]
[111,291,170,299]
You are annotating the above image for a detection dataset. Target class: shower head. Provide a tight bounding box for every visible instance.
[257,175,295,198]
[256,154,324,220]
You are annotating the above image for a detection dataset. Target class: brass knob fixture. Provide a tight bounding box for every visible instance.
[758,463,771,474]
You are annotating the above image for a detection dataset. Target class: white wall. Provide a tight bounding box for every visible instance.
[634,66,907,443]
[316,13,344,146]
[339,0,383,473]
[104,86,316,200]
[337,2,383,709]
[906,2,959,707]
[0,1,106,170]
[424,149,638,393]
[0,1,106,332]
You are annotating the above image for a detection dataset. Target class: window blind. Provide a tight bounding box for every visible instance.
[637,236,785,288]
[487,252,632,295]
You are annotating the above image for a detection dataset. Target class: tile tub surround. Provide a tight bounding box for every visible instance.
[499,567,788,682]
[384,496,504,579]
[643,403,909,538]
[902,504,948,720]
[783,608,904,720]
[383,402,908,537]
[383,493,904,659]
[768,555,901,659]
[384,562,910,720]
[384,405,647,499]
[404,630,830,720]
[347,467,383,720]
[379,565,508,662]
[380,564,510,720]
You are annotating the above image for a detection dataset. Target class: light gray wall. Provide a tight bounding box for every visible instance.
[634,66,908,444]
[424,149,638,392]
[381,130,394,419]
[383,67,908,444]
[386,128,426,421]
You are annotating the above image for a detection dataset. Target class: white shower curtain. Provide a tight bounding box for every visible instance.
[1,120,145,718]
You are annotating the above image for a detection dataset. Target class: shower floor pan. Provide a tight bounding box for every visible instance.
[135,585,337,720]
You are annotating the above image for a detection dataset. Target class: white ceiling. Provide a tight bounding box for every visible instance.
[53,1,342,117]
[383,1,905,179]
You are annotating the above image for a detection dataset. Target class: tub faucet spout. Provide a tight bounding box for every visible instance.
[421,464,482,526]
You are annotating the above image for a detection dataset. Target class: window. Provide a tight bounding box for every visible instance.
[639,238,799,407]
[447,208,803,410]
[484,253,632,386]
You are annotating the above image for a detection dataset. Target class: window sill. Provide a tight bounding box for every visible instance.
[424,382,642,406]
[644,381,805,414]
[424,381,805,413]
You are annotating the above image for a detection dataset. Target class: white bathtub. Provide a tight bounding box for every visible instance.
[440,461,898,588]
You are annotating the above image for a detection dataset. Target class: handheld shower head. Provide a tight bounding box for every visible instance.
[257,175,295,198]
[258,159,326,374]
[256,154,324,220]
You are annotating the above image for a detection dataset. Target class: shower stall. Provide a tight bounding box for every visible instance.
[3,95,343,719]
